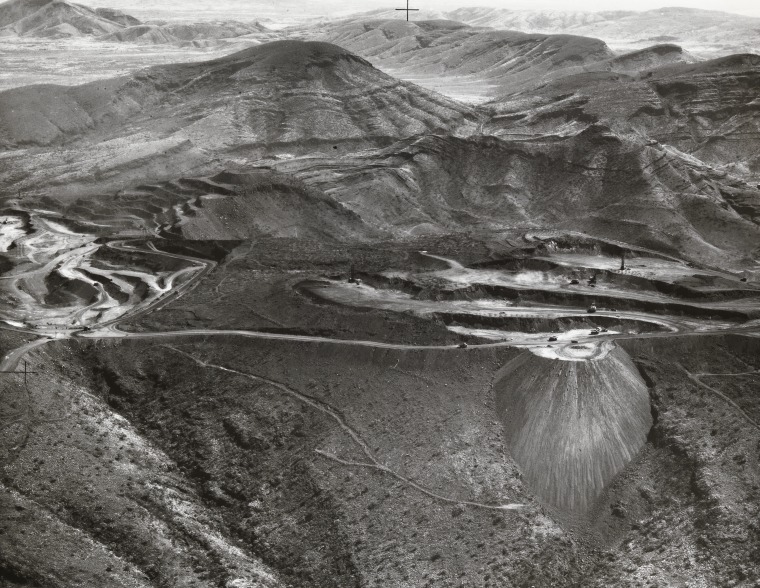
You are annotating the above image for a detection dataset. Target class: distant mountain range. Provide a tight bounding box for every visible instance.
[0,0,273,44]
[447,7,760,57]
[3,0,759,58]
[0,39,476,150]
[300,19,702,101]
[488,53,760,178]
[346,7,760,58]
[0,0,138,37]
[304,19,613,92]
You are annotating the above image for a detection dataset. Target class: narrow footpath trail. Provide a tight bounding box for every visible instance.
[164,345,525,512]
[679,363,760,432]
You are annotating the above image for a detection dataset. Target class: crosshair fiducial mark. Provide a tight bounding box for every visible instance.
[0,360,38,385]
[396,0,419,21]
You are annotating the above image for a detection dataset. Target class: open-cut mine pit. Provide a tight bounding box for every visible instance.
[1,10,759,587]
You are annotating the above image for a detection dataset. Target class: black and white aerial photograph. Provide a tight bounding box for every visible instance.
[0,0,759,584]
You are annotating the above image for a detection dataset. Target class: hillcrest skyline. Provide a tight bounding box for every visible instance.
[72,0,760,22]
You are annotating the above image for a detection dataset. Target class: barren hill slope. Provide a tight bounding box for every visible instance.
[40,170,377,242]
[302,19,614,101]
[100,19,272,46]
[0,39,478,151]
[445,7,633,31]
[14,124,759,263]
[0,0,272,44]
[489,53,760,178]
[444,7,760,57]
[2,39,758,264]
[606,44,698,72]
[0,0,139,37]
[268,130,760,266]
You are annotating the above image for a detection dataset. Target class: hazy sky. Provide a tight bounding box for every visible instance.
[78,0,760,20]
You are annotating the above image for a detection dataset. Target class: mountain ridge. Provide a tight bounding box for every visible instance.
[0,0,272,44]
[0,40,479,152]
[0,0,139,37]
[301,19,616,101]
[441,6,760,57]
[488,52,760,178]
[1,39,758,265]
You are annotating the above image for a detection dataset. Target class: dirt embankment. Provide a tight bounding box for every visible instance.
[364,271,754,320]
[438,313,666,334]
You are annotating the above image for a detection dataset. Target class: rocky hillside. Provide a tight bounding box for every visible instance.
[0,40,478,150]
[489,53,760,179]
[445,7,633,31]
[268,130,760,266]
[100,20,272,46]
[3,304,758,587]
[0,0,138,37]
[606,44,698,72]
[2,39,758,264]
[302,19,614,99]
[0,0,271,44]
[443,7,760,57]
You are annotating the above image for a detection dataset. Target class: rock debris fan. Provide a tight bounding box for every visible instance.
[494,345,652,513]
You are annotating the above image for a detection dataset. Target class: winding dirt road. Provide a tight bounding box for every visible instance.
[0,227,757,372]
[1,220,758,517]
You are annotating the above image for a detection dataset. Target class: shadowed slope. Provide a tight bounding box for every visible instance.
[13,168,375,241]
[273,132,760,265]
[607,44,697,72]
[494,345,652,513]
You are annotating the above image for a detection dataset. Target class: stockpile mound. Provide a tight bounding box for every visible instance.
[494,345,651,512]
